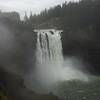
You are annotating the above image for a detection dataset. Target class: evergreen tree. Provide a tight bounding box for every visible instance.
[24,12,28,22]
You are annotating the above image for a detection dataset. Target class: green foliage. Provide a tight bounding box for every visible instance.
[27,0,100,31]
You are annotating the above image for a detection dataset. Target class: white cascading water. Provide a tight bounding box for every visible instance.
[36,29,63,66]
[35,29,65,84]
[34,29,88,89]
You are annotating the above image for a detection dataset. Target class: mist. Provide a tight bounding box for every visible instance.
[25,57,89,94]
[0,22,15,72]
[24,30,89,94]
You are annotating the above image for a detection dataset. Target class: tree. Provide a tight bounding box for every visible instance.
[24,12,28,22]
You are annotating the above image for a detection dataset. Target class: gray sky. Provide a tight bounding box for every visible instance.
[0,0,79,18]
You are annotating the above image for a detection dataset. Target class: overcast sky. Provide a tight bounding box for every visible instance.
[0,0,79,18]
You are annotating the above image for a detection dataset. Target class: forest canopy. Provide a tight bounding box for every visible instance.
[0,0,100,74]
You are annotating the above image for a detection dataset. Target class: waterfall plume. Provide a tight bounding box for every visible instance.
[35,29,88,87]
[25,29,88,93]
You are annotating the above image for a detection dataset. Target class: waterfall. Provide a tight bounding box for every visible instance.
[36,29,63,68]
[34,29,66,90]
[24,29,89,93]
[29,29,89,92]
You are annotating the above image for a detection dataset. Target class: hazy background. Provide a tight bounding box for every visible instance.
[0,0,79,18]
